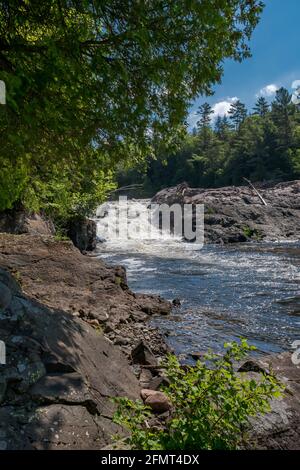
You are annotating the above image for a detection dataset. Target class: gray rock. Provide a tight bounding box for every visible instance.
[0,281,12,310]
[152,181,300,244]
[131,340,158,366]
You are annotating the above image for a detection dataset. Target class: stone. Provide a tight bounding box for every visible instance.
[114,336,129,346]
[68,217,97,252]
[0,281,11,310]
[131,341,158,366]
[0,235,170,450]
[152,181,300,244]
[0,209,55,236]
[147,375,170,391]
[172,298,181,307]
[238,360,267,374]
[141,389,171,413]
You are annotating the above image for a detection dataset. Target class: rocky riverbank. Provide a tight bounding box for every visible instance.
[0,231,300,449]
[152,180,300,244]
[0,233,171,449]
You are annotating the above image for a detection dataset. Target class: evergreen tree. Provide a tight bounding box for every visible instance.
[196,103,213,148]
[272,87,295,149]
[215,115,232,139]
[253,97,270,117]
[228,100,247,129]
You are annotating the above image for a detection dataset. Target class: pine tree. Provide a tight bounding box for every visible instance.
[253,97,269,117]
[272,87,295,149]
[196,103,213,148]
[228,100,247,129]
[215,115,231,139]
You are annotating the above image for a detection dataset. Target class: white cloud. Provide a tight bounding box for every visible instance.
[257,84,278,97]
[212,97,238,118]
[292,80,300,89]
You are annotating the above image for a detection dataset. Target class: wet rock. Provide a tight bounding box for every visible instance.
[172,298,181,307]
[131,341,158,366]
[189,351,205,361]
[141,389,171,413]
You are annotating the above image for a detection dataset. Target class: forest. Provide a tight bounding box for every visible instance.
[118,87,300,193]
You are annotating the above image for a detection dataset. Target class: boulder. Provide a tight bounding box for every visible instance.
[0,282,11,310]
[0,209,55,236]
[141,389,171,413]
[152,180,300,243]
[68,217,97,252]
[0,233,171,449]
[131,341,158,366]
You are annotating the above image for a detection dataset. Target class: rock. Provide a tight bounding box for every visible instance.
[172,298,181,307]
[0,209,55,236]
[152,181,300,244]
[141,389,171,413]
[0,281,12,310]
[147,375,170,391]
[68,217,97,252]
[86,318,100,328]
[139,368,153,388]
[244,353,300,450]
[0,378,7,404]
[238,359,267,374]
[189,351,205,361]
[114,336,129,346]
[131,341,158,366]
[0,234,170,449]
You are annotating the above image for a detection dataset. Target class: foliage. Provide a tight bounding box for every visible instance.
[131,87,300,192]
[113,340,283,450]
[0,0,264,217]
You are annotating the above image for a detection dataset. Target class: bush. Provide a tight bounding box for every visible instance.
[113,340,283,450]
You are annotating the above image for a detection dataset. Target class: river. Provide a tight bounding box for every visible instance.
[95,199,300,358]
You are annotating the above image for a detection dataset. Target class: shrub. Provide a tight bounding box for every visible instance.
[113,340,282,450]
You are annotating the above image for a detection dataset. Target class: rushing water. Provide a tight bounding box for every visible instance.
[95,199,300,358]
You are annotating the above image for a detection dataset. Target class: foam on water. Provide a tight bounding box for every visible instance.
[95,199,300,357]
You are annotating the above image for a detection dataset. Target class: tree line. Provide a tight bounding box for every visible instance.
[120,87,300,192]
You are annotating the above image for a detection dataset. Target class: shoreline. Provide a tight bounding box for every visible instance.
[0,232,299,449]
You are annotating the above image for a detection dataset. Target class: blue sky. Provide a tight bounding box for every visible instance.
[188,0,300,128]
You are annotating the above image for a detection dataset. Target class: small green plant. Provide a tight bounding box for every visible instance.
[242,225,262,240]
[205,206,215,215]
[113,340,283,450]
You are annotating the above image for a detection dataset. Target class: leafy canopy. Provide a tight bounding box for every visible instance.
[0,0,264,215]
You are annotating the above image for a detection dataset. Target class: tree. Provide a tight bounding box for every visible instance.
[196,102,213,148]
[272,87,295,149]
[228,100,247,130]
[215,115,232,139]
[0,0,264,214]
[253,97,269,117]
